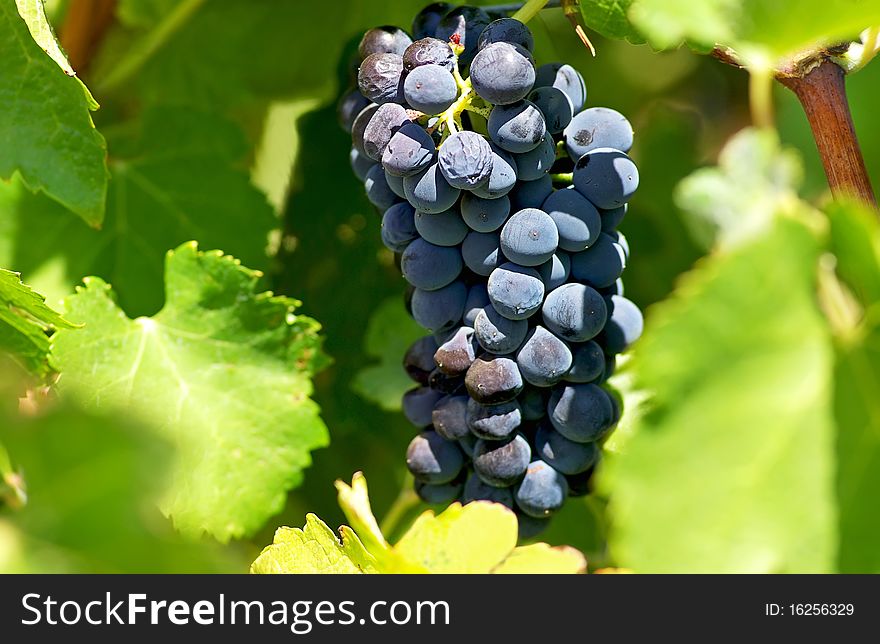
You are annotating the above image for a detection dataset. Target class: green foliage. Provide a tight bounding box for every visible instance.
[603,216,836,572]
[0,396,240,572]
[629,0,880,67]
[99,0,429,107]
[826,202,880,573]
[0,107,277,316]
[51,243,329,542]
[0,0,877,575]
[0,0,107,226]
[576,0,645,44]
[0,269,76,379]
[352,298,424,411]
[250,515,378,574]
[676,128,805,249]
[252,473,587,574]
[603,131,880,573]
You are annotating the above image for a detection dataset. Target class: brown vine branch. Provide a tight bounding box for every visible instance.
[711,47,876,209]
[778,60,876,208]
[59,0,117,74]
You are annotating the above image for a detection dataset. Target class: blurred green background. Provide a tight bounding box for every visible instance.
[1,0,878,571]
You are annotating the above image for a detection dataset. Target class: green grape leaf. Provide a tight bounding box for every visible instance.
[352,298,425,411]
[103,0,431,107]
[629,0,880,66]
[250,515,378,574]
[255,474,587,574]
[391,502,520,573]
[491,543,588,574]
[0,269,76,378]
[335,472,390,554]
[51,242,329,542]
[13,0,98,108]
[576,0,645,44]
[601,218,836,572]
[828,200,880,308]
[0,397,240,572]
[0,107,278,317]
[826,201,880,573]
[0,0,107,227]
[675,128,805,250]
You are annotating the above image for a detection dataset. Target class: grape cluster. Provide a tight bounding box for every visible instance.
[339,3,643,537]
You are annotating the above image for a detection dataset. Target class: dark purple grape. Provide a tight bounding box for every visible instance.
[433,325,476,375]
[382,122,436,177]
[563,107,634,161]
[404,335,440,385]
[358,52,405,104]
[338,89,371,132]
[477,18,534,52]
[406,430,465,484]
[433,394,471,440]
[359,26,413,59]
[404,63,458,114]
[473,434,531,487]
[467,398,522,440]
[438,131,494,190]
[465,354,523,404]
[412,2,453,39]
[403,37,455,72]
[470,42,536,105]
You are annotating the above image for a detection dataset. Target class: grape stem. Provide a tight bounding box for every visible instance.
[550,172,574,184]
[778,60,877,207]
[511,0,553,24]
[712,48,876,209]
[483,0,562,13]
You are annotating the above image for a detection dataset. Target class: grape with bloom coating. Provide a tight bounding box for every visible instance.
[465,354,523,404]
[477,17,534,52]
[461,193,510,232]
[359,26,412,58]
[414,208,468,246]
[516,325,572,387]
[515,460,568,518]
[461,231,502,276]
[515,133,555,181]
[474,434,531,487]
[487,262,545,320]
[471,144,518,199]
[499,208,559,267]
[572,147,639,209]
[406,430,465,484]
[542,282,607,342]
[404,63,458,114]
[542,187,601,252]
[362,103,408,161]
[411,281,467,333]
[403,162,461,213]
[488,100,547,153]
[358,52,405,104]
[403,37,455,72]
[382,121,436,177]
[470,42,536,106]
[380,202,417,252]
[467,398,522,440]
[534,63,586,112]
[563,107,634,160]
[401,238,462,290]
[547,383,615,443]
[438,131,494,190]
[474,306,528,355]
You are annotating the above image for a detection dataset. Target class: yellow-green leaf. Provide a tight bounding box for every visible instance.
[250,515,378,574]
[492,543,587,574]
